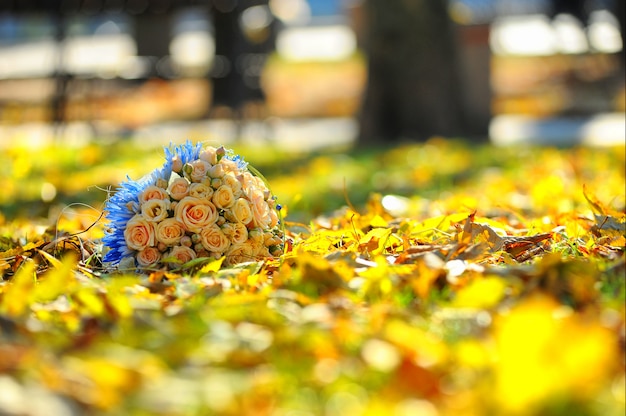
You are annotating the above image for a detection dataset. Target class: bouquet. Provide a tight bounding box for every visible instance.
[102,141,284,270]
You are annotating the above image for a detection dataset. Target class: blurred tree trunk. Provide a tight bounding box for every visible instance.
[358,0,467,144]
[616,0,625,63]
[208,0,275,117]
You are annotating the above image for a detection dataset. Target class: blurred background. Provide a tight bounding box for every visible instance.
[0,0,623,149]
[0,0,624,238]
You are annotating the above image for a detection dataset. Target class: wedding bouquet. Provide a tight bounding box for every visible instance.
[102,141,284,270]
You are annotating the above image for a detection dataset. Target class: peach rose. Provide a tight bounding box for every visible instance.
[155,218,186,246]
[136,247,161,267]
[168,177,190,200]
[199,147,218,165]
[221,222,248,245]
[141,199,170,223]
[189,159,211,183]
[269,208,279,228]
[139,185,169,204]
[218,158,238,173]
[167,245,196,264]
[224,242,254,266]
[230,197,253,225]
[124,214,155,251]
[242,173,268,198]
[250,192,271,229]
[200,224,231,253]
[189,182,214,199]
[171,155,183,173]
[222,173,242,197]
[212,185,235,209]
[174,196,218,233]
[240,172,256,190]
[255,176,268,192]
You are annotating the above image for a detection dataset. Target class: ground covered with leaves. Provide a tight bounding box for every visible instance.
[0,139,624,416]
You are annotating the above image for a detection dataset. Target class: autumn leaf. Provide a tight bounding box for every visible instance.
[583,183,606,215]
[0,260,37,316]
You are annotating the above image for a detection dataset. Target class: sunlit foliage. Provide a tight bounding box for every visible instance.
[0,140,624,415]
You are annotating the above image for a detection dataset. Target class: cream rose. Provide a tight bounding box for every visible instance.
[124,215,155,251]
[189,159,210,183]
[189,182,214,199]
[212,185,235,209]
[141,199,170,223]
[136,247,161,267]
[155,218,186,246]
[174,196,218,233]
[199,224,231,253]
[224,242,254,266]
[222,173,242,197]
[199,147,218,165]
[199,224,230,253]
[221,222,248,245]
[230,197,253,225]
[208,164,225,179]
[139,185,169,204]
[167,245,196,264]
[168,177,190,200]
[218,158,238,173]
